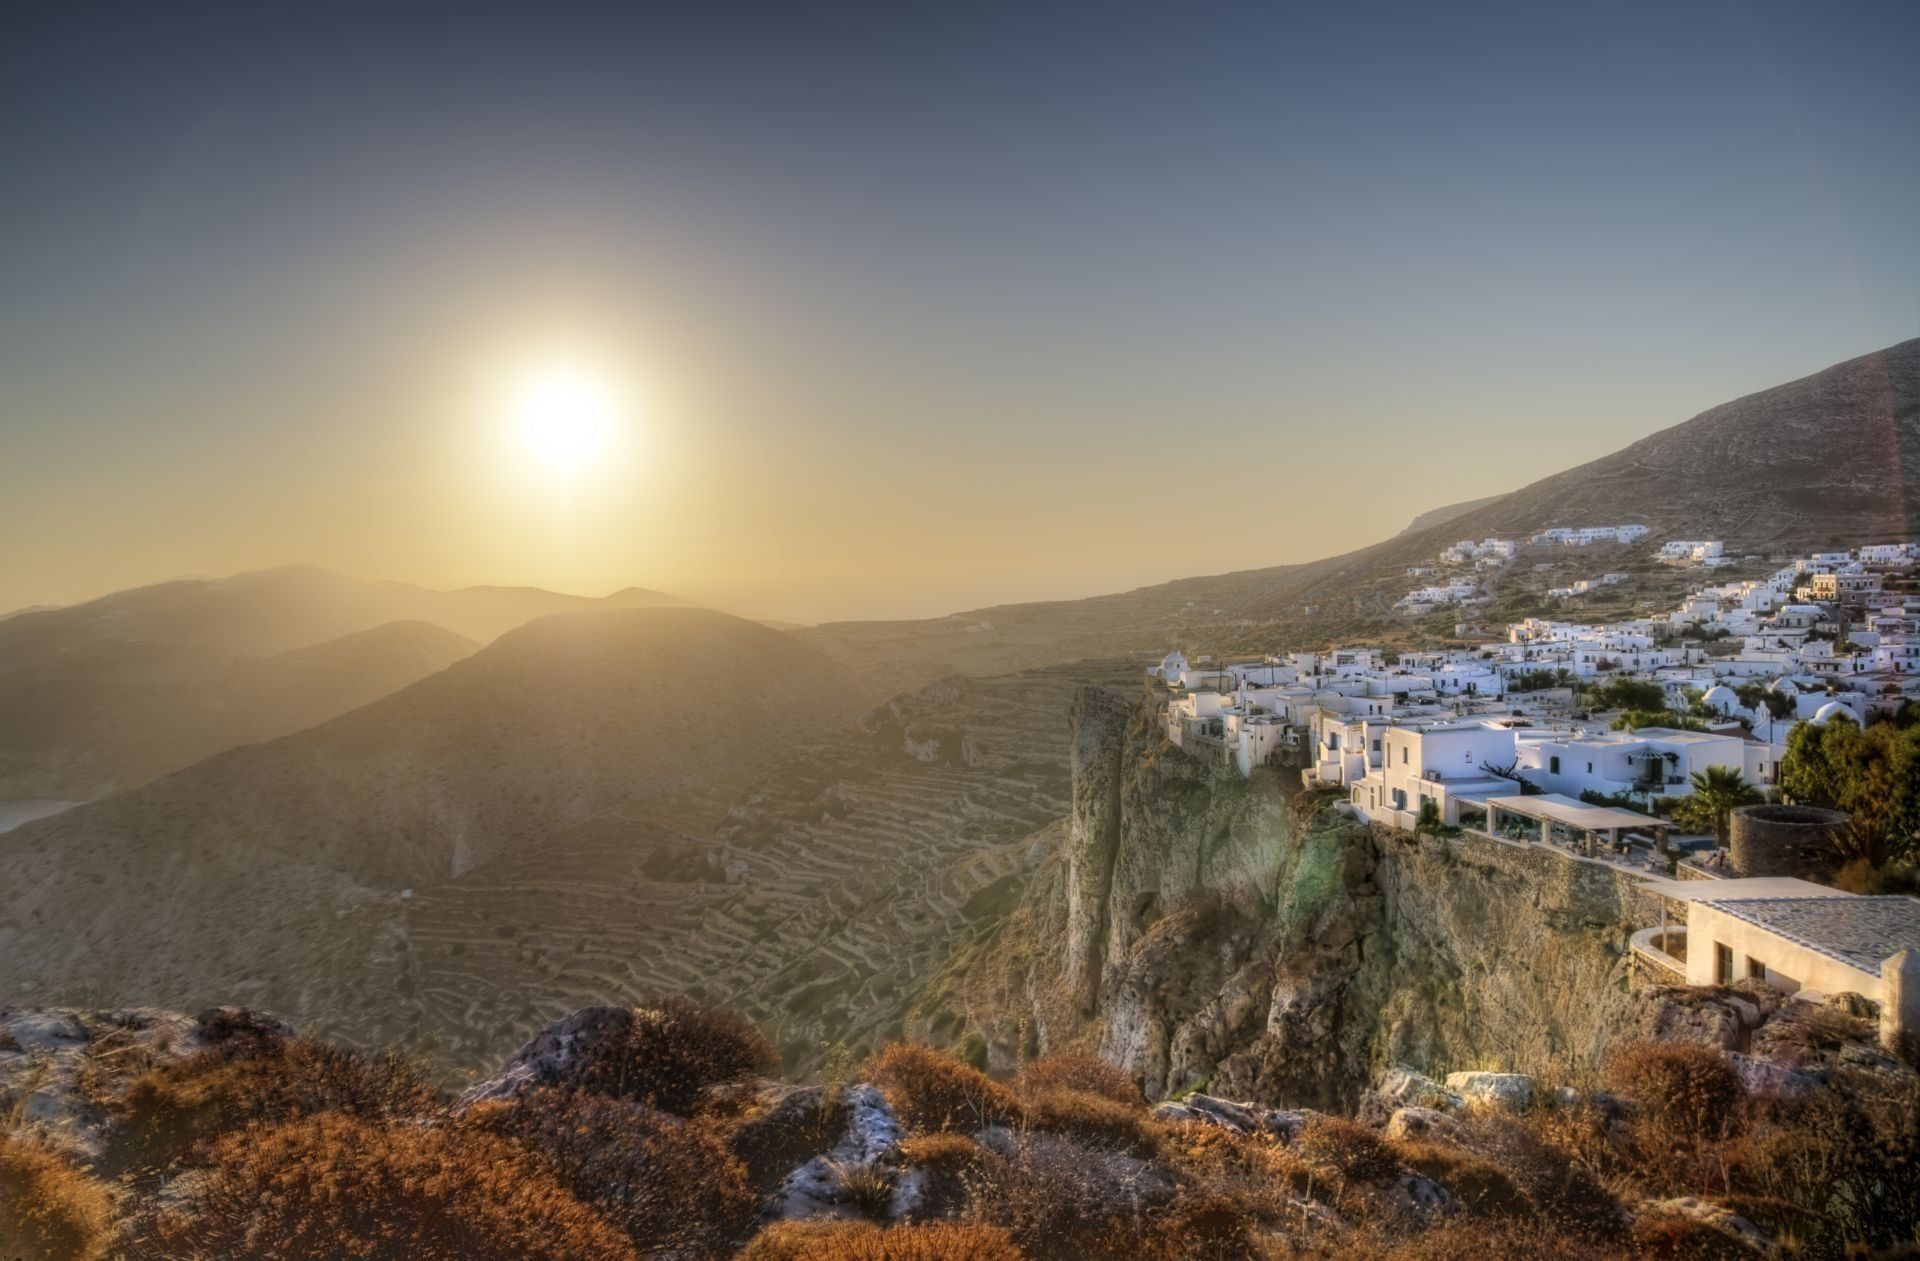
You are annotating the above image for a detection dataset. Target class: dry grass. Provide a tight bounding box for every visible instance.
[866,1043,1019,1133]
[468,1086,756,1256]
[105,1029,439,1179]
[1292,1115,1401,1185]
[1015,1053,1143,1106]
[1389,1139,1533,1219]
[740,1220,1029,1260]
[0,1133,118,1261]
[132,1112,636,1260]
[567,997,778,1115]
[1020,1087,1159,1153]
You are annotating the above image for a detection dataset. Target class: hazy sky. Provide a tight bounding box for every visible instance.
[3,2,1917,622]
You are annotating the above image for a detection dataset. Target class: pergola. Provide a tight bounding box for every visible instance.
[1485,793,1670,859]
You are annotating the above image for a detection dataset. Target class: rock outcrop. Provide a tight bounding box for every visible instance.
[932,685,1662,1108]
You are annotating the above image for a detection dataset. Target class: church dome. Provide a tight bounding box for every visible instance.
[1701,685,1739,714]
[1811,701,1856,725]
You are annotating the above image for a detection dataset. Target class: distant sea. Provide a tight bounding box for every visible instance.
[0,799,79,832]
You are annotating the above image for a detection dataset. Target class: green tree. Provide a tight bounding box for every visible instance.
[1683,766,1762,852]
[1780,719,1920,866]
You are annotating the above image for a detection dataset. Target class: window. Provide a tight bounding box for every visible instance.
[1715,942,1734,985]
[1401,747,1409,764]
[1586,762,1593,773]
[1550,756,1561,774]
[1748,957,1768,983]
[1371,739,1381,752]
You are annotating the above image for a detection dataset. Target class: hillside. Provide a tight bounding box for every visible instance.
[0,620,482,801]
[802,338,1920,687]
[0,565,689,798]
[0,608,879,1035]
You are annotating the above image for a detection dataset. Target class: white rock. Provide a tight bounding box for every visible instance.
[1444,1071,1536,1111]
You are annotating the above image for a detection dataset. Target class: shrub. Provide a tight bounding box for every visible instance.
[133,1112,634,1260]
[1463,1118,1623,1235]
[0,1134,118,1261]
[1391,1139,1534,1219]
[1015,1053,1142,1107]
[472,1087,756,1255]
[835,1161,900,1220]
[899,1133,1000,1219]
[1021,1088,1158,1153]
[569,998,778,1115]
[1292,1115,1400,1184]
[107,1034,439,1178]
[866,1044,1019,1133]
[740,1220,1029,1260]
[969,1133,1168,1260]
[1629,1212,1755,1260]
[1603,1041,1744,1181]
[1138,1192,1267,1261]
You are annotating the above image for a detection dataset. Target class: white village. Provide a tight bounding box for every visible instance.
[1150,532,1920,1052]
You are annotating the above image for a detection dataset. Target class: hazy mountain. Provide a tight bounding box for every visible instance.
[0,565,690,798]
[0,620,481,802]
[0,607,879,1030]
[802,338,1920,688]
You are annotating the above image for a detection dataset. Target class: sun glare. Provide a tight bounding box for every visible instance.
[511,367,617,466]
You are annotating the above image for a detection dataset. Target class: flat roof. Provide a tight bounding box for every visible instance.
[1637,876,1850,903]
[1485,793,1661,831]
[1698,896,1920,975]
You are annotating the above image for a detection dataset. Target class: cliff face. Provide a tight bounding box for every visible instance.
[930,685,1650,1109]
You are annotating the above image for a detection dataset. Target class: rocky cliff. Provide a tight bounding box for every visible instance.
[922,685,1655,1109]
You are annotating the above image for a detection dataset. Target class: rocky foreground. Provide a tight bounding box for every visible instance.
[3,988,1916,1260]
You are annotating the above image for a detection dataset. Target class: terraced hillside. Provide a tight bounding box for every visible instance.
[324,658,1143,1076]
[0,608,877,1038]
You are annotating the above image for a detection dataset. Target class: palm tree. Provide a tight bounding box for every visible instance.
[1688,766,1762,854]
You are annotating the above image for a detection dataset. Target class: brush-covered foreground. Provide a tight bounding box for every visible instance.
[1,998,1916,1260]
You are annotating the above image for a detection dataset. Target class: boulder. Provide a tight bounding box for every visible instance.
[1151,1093,1314,1141]
[1383,1106,1462,1143]
[457,1005,631,1106]
[1365,1066,1464,1119]
[1639,1196,1779,1257]
[1444,1071,1535,1111]
[771,1083,909,1221]
[1726,1052,1816,1100]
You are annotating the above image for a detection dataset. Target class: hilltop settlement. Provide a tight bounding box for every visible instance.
[1153,533,1920,1053]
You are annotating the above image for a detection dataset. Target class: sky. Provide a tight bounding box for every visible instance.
[2,1,1917,623]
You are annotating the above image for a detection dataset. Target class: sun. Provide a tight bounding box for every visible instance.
[512,367,615,465]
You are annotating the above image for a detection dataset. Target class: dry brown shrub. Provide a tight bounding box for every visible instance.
[866,1043,1018,1133]
[900,1133,1000,1219]
[1726,1072,1920,1251]
[1014,1053,1143,1107]
[967,1132,1171,1260]
[1021,1087,1158,1153]
[106,1033,439,1178]
[1390,1139,1534,1219]
[1602,1042,1743,1146]
[472,1086,756,1255]
[1460,1117,1624,1235]
[1602,1041,1745,1195]
[1155,1122,1316,1225]
[1138,1192,1269,1261]
[740,1219,1028,1260]
[1293,1115,1400,1184]
[1330,1219,1616,1260]
[0,1133,118,1261]
[569,997,778,1115]
[1628,1212,1755,1260]
[134,1112,634,1260]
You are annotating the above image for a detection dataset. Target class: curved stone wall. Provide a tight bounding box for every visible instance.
[1729,803,1850,878]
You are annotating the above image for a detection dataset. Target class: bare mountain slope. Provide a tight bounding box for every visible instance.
[0,608,879,1025]
[802,338,1920,685]
[0,565,691,798]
